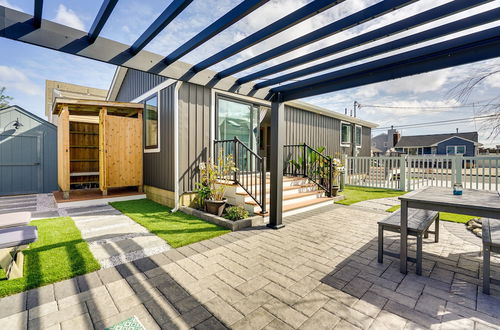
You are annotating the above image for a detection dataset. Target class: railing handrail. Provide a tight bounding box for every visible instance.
[283,142,334,197]
[214,137,267,214]
[233,136,263,161]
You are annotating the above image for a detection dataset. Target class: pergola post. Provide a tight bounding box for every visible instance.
[268,95,285,229]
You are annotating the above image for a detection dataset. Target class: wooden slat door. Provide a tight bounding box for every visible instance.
[99,111,143,190]
[57,107,70,192]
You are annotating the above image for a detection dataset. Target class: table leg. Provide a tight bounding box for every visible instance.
[400,200,408,274]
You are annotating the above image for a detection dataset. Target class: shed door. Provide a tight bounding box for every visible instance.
[0,134,41,196]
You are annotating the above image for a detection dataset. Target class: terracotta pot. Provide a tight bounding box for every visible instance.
[205,199,227,216]
[331,186,339,197]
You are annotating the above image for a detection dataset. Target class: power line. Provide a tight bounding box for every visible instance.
[361,103,500,110]
[373,114,497,130]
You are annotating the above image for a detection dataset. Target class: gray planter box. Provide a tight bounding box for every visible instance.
[179,206,264,231]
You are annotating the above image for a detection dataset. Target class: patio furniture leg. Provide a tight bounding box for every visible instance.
[483,244,490,295]
[416,234,423,276]
[400,200,408,274]
[0,247,24,279]
[424,230,429,239]
[378,225,383,263]
[435,215,440,243]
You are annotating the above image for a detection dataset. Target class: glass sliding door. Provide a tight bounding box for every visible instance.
[217,97,260,172]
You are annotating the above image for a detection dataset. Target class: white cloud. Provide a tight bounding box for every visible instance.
[53,4,85,31]
[0,0,21,11]
[0,66,42,96]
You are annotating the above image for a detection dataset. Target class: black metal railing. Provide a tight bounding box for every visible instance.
[283,143,333,197]
[214,137,267,214]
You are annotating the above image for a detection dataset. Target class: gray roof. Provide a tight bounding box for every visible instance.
[395,132,478,148]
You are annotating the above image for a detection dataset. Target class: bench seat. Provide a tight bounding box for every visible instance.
[482,218,500,294]
[378,209,439,275]
[0,211,31,229]
[0,226,38,279]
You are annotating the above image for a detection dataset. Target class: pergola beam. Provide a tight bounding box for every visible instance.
[217,0,416,79]
[130,0,193,55]
[254,6,500,89]
[192,0,343,72]
[163,0,270,66]
[244,0,491,87]
[274,26,500,101]
[33,0,43,28]
[88,0,119,43]
[0,6,271,99]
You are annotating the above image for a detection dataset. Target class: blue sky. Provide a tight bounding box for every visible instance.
[1,0,499,147]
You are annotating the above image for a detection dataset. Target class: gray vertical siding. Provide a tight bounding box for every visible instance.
[116,69,167,102]
[0,106,57,195]
[178,83,211,194]
[284,105,371,157]
[143,83,176,191]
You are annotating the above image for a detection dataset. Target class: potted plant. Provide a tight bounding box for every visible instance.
[197,151,237,216]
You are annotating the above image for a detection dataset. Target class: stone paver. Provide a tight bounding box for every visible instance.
[1,205,500,329]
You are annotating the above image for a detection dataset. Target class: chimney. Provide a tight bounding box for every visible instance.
[393,131,401,147]
[456,128,459,134]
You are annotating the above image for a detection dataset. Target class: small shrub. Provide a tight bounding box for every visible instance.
[225,206,249,221]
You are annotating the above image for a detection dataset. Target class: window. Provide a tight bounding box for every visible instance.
[446,145,466,155]
[144,95,159,150]
[355,125,362,147]
[341,122,351,146]
[383,142,388,147]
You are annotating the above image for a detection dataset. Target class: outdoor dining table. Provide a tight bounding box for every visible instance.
[398,187,500,274]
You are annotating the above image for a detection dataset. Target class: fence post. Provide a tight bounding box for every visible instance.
[400,156,407,191]
[453,155,463,186]
[328,157,333,197]
[303,143,307,177]
[342,154,348,186]
[233,137,238,183]
[261,157,267,214]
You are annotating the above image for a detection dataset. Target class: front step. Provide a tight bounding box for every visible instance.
[223,175,337,215]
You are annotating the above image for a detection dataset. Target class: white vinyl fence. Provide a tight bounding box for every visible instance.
[345,155,500,192]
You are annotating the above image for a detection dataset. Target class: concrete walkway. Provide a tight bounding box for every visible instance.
[63,204,171,268]
[2,204,499,329]
[0,193,59,219]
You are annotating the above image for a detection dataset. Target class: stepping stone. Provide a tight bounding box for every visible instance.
[89,236,168,260]
[65,205,116,216]
[81,224,149,241]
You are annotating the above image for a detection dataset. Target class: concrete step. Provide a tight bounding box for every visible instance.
[65,204,116,216]
[81,224,149,241]
[76,216,137,234]
[246,190,326,213]
[231,176,310,195]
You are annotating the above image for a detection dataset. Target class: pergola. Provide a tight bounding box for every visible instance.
[1,0,499,229]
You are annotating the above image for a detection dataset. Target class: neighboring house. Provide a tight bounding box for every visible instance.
[394,132,479,156]
[105,67,377,208]
[45,80,108,124]
[371,127,399,155]
[0,105,57,195]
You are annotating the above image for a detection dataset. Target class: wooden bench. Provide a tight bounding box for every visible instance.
[378,209,439,275]
[482,218,500,294]
[0,226,38,279]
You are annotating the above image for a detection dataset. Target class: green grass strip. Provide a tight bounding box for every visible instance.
[336,186,407,205]
[0,217,100,298]
[110,199,230,248]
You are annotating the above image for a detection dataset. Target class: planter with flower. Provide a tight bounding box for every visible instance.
[196,151,237,216]
[331,157,344,197]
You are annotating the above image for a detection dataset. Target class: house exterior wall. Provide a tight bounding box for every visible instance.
[0,106,57,195]
[284,104,371,157]
[178,83,212,194]
[115,69,167,102]
[437,137,476,156]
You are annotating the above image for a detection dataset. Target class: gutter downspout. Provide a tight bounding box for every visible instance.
[171,82,182,213]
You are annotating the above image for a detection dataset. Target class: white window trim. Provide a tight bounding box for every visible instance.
[340,121,352,147]
[446,145,466,155]
[355,125,362,148]
[143,93,160,153]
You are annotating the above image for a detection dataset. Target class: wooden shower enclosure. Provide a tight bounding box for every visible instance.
[53,99,144,199]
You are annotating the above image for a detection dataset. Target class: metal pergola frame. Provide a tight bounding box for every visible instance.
[1,0,499,230]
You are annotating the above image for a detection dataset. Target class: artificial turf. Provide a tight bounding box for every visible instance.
[0,217,100,298]
[110,199,230,248]
[336,185,407,205]
[385,204,476,223]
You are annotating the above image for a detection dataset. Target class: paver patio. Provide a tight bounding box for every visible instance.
[1,204,499,329]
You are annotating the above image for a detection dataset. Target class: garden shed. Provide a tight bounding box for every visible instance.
[53,98,144,199]
[0,105,57,196]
